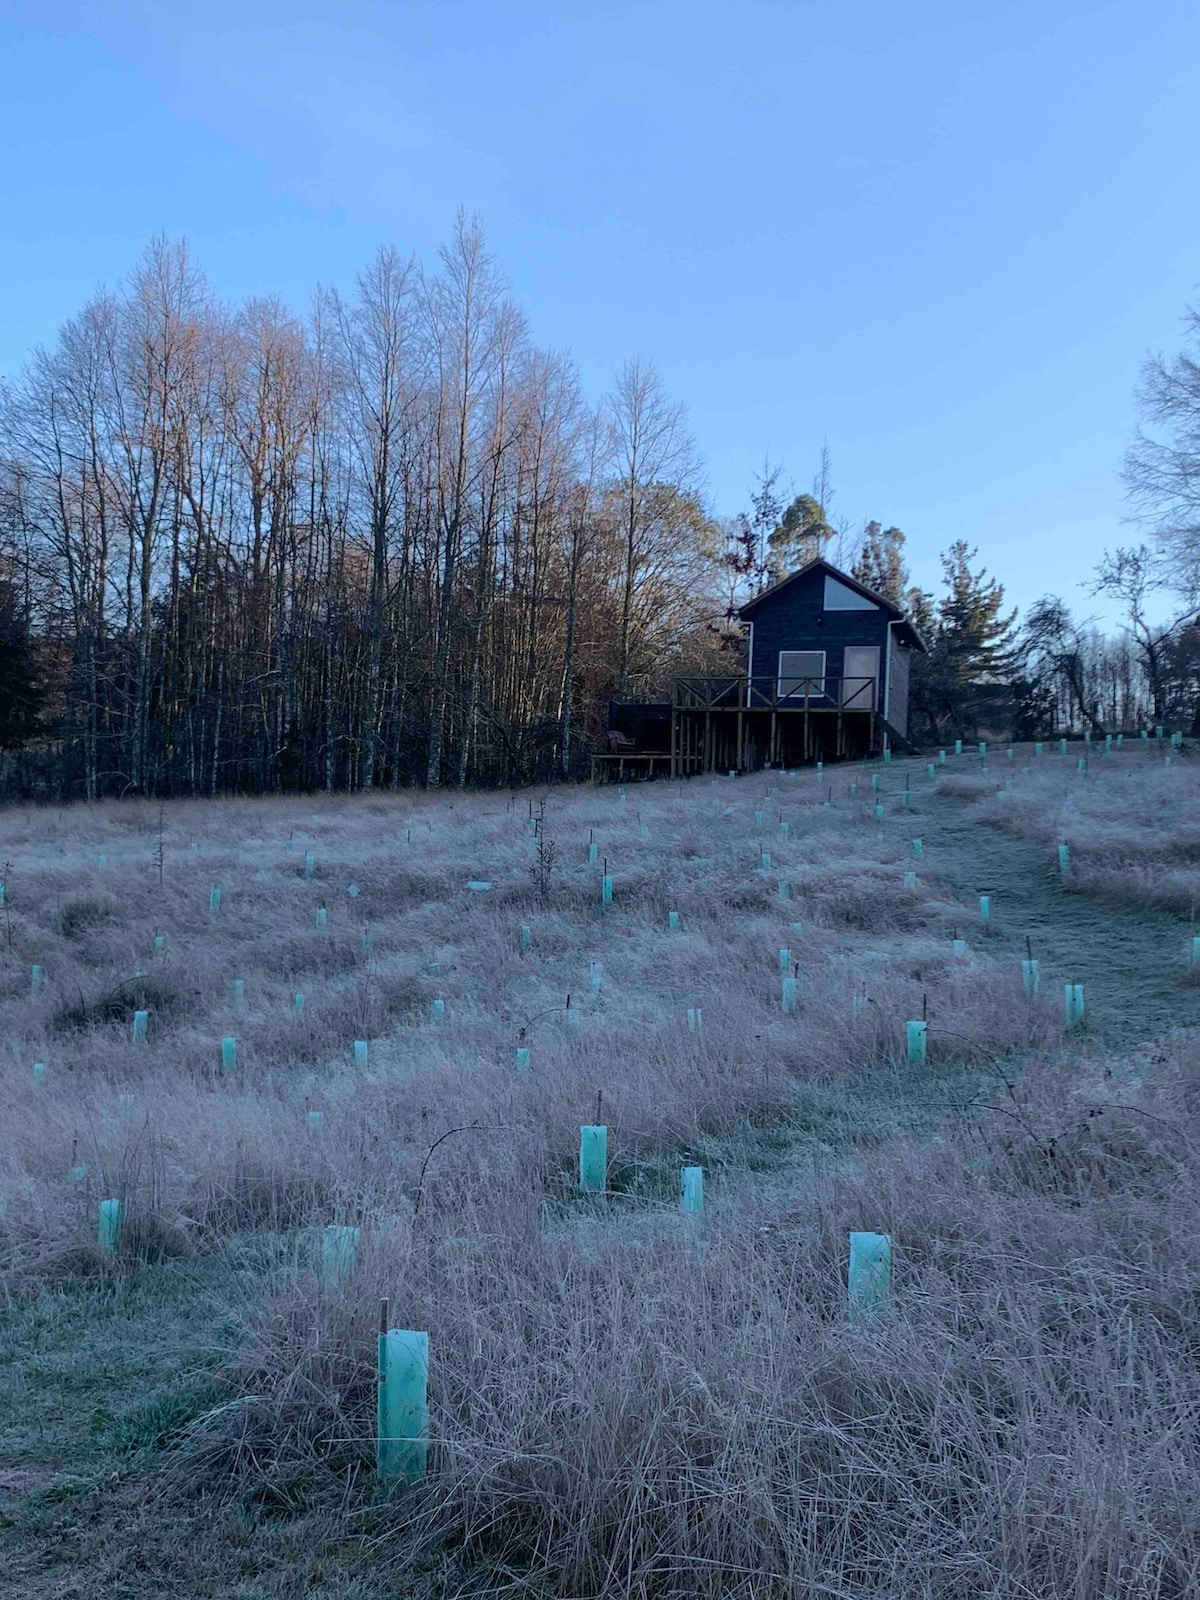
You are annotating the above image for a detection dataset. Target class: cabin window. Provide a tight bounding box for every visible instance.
[777,650,826,699]
[824,575,878,611]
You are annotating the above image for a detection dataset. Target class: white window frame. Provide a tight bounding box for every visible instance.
[777,649,826,700]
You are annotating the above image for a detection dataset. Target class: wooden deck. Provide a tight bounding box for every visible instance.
[590,751,673,784]
[670,675,883,775]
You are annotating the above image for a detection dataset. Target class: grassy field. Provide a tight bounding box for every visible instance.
[1,744,1198,1598]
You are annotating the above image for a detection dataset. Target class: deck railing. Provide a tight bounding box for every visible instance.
[674,675,877,712]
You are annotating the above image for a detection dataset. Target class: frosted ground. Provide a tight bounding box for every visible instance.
[1,745,1198,1598]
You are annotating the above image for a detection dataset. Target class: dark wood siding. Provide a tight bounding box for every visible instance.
[747,568,892,701]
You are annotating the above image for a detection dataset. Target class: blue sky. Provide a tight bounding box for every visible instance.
[2,0,1198,623]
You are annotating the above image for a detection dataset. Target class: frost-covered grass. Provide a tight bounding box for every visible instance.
[974,745,1200,917]
[1,762,1197,1598]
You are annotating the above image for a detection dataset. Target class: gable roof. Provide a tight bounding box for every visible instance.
[738,557,927,651]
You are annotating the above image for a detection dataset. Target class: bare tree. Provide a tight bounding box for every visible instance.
[1124,306,1200,598]
[605,358,701,695]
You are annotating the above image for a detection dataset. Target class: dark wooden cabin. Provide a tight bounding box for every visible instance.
[602,558,926,779]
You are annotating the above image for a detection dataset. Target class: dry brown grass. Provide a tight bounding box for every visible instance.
[1,760,1197,1597]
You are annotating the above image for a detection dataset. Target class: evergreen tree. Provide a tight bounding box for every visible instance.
[851,521,908,602]
[936,540,1018,682]
[766,493,831,578]
[909,542,1018,739]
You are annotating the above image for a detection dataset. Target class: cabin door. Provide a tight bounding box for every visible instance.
[841,646,879,709]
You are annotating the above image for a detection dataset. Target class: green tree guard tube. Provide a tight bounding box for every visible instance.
[1059,738,1067,754]
[209,885,222,914]
[70,1162,87,1184]
[781,976,798,1014]
[938,750,947,764]
[754,809,764,827]
[668,911,681,930]
[590,962,603,998]
[681,1166,704,1214]
[132,1010,148,1043]
[601,874,613,906]
[306,1109,324,1131]
[430,998,445,1024]
[304,851,315,879]
[320,1224,359,1287]
[153,933,165,954]
[519,924,532,952]
[1034,742,1043,756]
[579,1124,607,1190]
[871,773,879,790]
[779,820,789,839]
[229,978,245,1010]
[1021,959,1040,994]
[32,1061,46,1084]
[687,1006,703,1034]
[354,1040,368,1066]
[849,780,858,796]
[904,870,917,889]
[1064,983,1085,1027]
[760,851,771,869]
[315,907,327,929]
[1057,843,1070,875]
[926,762,935,778]
[377,1325,429,1484]
[874,804,884,821]
[221,1036,237,1073]
[978,742,987,757]
[905,1020,926,1066]
[1190,936,1200,970]
[848,1231,891,1320]
[97,1198,124,1253]
[953,937,967,956]
[293,992,305,1013]
[979,894,991,925]
[778,880,792,901]
[954,739,963,755]
[587,841,598,865]
[912,839,923,857]
[851,994,868,1017]
[778,947,791,974]
[514,1046,530,1074]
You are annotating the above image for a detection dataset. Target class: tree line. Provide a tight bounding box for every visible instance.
[0,220,728,798]
[1,229,1198,798]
